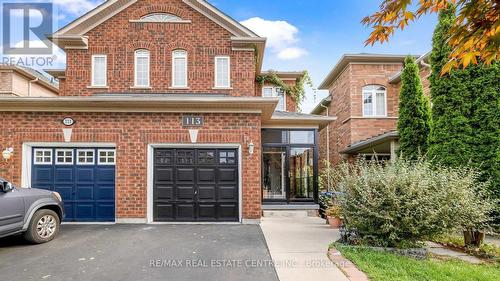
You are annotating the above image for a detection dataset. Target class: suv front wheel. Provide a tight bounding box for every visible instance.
[24,209,60,244]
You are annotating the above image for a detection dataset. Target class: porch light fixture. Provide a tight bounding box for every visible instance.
[2,147,14,161]
[248,141,254,155]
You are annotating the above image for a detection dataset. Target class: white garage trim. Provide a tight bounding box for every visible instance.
[146,143,243,224]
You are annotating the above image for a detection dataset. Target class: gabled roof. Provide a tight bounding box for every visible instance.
[388,51,431,84]
[49,0,266,71]
[318,54,417,90]
[310,95,332,115]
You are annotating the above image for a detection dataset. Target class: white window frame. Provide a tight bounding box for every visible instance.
[76,149,95,165]
[172,50,188,88]
[214,56,230,88]
[55,149,74,165]
[134,49,150,87]
[262,86,286,111]
[362,85,387,117]
[33,149,52,165]
[98,149,116,165]
[91,54,107,87]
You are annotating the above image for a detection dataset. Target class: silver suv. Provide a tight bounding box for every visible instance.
[0,177,64,243]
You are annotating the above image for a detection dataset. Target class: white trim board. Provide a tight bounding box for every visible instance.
[146,143,243,224]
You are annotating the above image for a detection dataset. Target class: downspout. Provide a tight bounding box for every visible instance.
[320,102,331,189]
[28,77,39,97]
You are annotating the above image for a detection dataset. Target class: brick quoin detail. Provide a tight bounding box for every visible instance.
[0,112,262,220]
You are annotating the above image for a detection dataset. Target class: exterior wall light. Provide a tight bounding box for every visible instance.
[2,147,14,161]
[248,141,254,155]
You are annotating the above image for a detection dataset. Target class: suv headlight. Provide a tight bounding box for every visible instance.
[52,192,62,202]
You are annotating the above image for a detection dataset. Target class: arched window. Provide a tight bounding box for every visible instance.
[362,85,386,116]
[172,50,187,87]
[134,49,150,87]
[139,13,183,22]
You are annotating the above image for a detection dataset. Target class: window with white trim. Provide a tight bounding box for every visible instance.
[362,85,387,116]
[34,149,52,165]
[215,56,230,88]
[172,50,187,87]
[139,13,182,22]
[91,55,107,86]
[263,87,286,111]
[98,149,116,165]
[134,49,150,87]
[77,149,95,165]
[55,149,73,165]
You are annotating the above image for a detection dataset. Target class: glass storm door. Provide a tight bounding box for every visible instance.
[262,148,286,199]
[289,147,314,200]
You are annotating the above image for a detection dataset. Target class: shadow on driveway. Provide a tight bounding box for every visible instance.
[0,224,278,281]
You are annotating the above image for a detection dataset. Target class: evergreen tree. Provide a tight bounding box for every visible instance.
[429,7,500,206]
[397,56,431,159]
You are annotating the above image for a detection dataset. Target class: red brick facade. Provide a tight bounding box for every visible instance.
[0,112,262,219]
[318,63,403,166]
[59,0,256,97]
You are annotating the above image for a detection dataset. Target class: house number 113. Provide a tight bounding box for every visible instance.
[182,116,204,126]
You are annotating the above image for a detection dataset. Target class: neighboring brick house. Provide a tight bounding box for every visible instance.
[0,0,333,223]
[312,53,430,170]
[0,65,58,97]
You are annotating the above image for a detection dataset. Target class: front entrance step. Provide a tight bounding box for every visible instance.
[263,210,309,218]
[262,204,320,218]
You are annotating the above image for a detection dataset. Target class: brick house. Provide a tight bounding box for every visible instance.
[312,53,430,170]
[0,0,334,223]
[0,65,58,97]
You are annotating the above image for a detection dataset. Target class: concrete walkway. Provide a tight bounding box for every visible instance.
[426,242,483,264]
[261,217,349,281]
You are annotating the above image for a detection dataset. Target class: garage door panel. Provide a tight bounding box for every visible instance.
[218,186,237,200]
[54,168,74,182]
[176,186,195,200]
[198,186,216,200]
[176,204,195,220]
[219,168,237,183]
[219,204,238,220]
[155,204,174,220]
[198,168,216,183]
[177,168,195,182]
[31,147,115,222]
[155,186,173,200]
[198,204,216,219]
[95,185,115,201]
[155,167,173,183]
[153,148,239,222]
[75,184,94,200]
[76,167,94,182]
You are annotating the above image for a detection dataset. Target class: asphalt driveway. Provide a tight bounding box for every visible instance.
[0,224,279,281]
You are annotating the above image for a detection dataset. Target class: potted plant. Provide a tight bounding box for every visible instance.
[326,205,342,228]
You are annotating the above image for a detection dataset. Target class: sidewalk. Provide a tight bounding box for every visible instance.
[261,217,349,281]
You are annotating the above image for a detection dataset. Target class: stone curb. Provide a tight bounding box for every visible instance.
[327,247,370,281]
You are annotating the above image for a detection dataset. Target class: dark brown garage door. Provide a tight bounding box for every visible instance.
[153,148,239,222]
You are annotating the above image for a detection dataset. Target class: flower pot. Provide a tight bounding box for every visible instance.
[327,216,342,228]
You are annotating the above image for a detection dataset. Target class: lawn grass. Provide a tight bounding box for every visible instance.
[334,243,500,281]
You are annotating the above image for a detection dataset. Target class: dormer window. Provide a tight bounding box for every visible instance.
[138,13,185,23]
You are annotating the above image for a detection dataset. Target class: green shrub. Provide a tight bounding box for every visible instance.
[335,158,495,247]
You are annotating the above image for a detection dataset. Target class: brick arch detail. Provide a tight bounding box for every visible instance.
[132,4,189,20]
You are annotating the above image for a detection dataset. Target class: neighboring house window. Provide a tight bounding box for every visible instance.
[134,49,150,87]
[263,87,286,111]
[91,55,107,86]
[215,56,230,88]
[362,85,386,116]
[172,50,187,87]
[139,13,182,22]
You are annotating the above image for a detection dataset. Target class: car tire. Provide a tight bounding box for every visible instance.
[24,209,60,244]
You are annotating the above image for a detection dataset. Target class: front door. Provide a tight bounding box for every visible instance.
[262,148,286,199]
[153,148,239,222]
